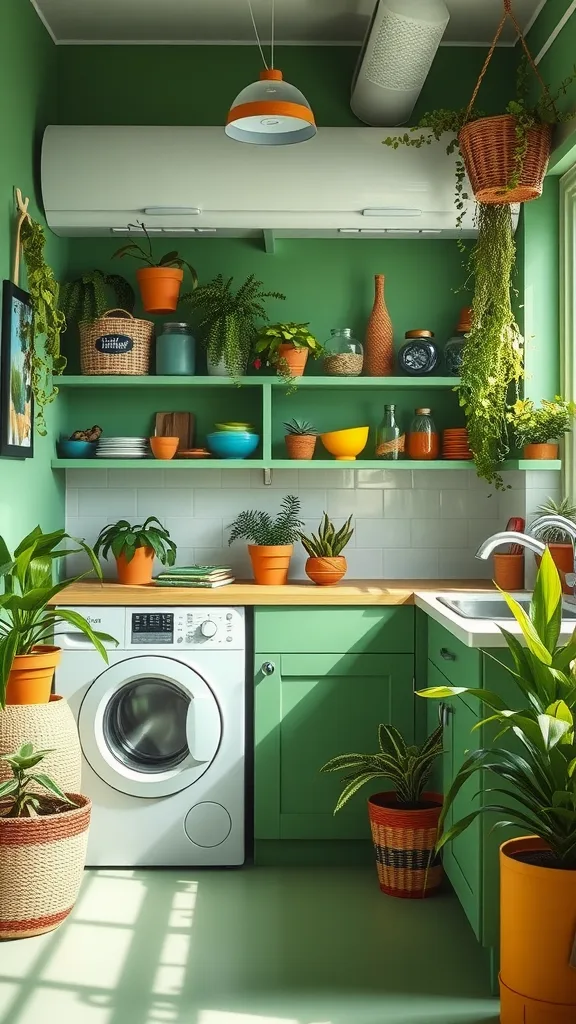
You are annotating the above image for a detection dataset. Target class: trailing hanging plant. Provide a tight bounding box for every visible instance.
[20,218,66,435]
[59,270,135,326]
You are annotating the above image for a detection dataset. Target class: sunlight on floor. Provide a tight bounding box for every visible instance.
[199,1014,300,1024]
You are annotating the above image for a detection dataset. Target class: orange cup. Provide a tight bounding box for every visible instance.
[493,553,525,591]
[150,436,179,460]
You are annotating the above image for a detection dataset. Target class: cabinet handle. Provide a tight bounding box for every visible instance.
[261,661,275,676]
[440,647,456,662]
[438,702,454,728]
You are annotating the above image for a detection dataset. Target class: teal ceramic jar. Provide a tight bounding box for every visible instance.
[156,323,196,375]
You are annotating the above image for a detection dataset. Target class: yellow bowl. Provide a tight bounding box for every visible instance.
[320,426,369,461]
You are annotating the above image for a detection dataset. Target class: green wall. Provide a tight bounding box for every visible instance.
[0,0,65,550]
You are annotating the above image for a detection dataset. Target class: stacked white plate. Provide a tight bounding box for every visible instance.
[96,437,150,459]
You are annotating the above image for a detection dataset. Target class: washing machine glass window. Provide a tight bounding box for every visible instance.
[104,678,190,774]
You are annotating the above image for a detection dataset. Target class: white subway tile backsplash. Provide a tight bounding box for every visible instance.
[221,469,259,489]
[355,518,410,549]
[66,469,108,488]
[414,470,469,491]
[384,548,439,579]
[384,489,439,519]
[252,469,300,489]
[299,469,354,489]
[355,468,412,489]
[107,468,164,488]
[136,488,193,518]
[411,519,468,549]
[328,489,383,518]
[467,520,501,550]
[66,488,78,518]
[169,470,222,488]
[345,547,384,578]
[78,488,136,519]
[438,549,493,579]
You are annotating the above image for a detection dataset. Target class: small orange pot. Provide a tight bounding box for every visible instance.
[499,836,576,1024]
[536,544,573,596]
[367,791,443,898]
[278,344,308,377]
[116,546,155,585]
[136,267,184,314]
[285,435,316,460]
[523,442,559,460]
[150,436,179,460]
[6,646,61,705]
[305,556,347,586]
[248,544,293,586]
[493,553,525,591]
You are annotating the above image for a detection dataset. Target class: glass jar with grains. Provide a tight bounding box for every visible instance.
[323,328,364,376]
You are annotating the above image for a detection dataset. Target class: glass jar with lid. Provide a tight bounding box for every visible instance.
[156,322,196,376]
[323,328,364,377]
[406,408,440,461]
[398,330,439,376]
[444,307,472,377]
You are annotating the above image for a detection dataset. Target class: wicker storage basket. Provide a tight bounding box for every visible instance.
[0,695,81,794]
[368,791,443,899]
[79,308,153,375]
[459,116,551,204]
[0,795,91,939]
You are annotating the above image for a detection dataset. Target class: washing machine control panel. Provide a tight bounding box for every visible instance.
[127,607,244,649]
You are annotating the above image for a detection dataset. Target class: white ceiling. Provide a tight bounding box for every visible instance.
[32,0,546,46]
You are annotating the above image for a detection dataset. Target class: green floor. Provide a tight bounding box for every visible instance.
[0,867,499,1024]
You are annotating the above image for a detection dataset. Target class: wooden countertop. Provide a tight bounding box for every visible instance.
[50,579,495,607]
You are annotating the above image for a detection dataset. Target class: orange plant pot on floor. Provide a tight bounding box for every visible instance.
[116,547,155,585]
[5,646,61,705]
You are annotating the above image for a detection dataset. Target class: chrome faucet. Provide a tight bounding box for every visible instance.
[475,531,547,561]
[527,515,576,590]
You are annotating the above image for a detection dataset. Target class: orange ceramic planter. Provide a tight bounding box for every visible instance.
[6,646,61,705]
[523,442,559,460]
[499,837,576,1024]
[492,553,525,590]
[136,267,184,314]
[248,544,293,585]
[150,436,179,460]
[278,344,308,377]
[305,556,347,586]
[116,547,155,585]
[536,544,574,596]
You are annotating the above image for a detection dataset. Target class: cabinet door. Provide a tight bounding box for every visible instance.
[255,652,414,841]
[427,660,482,941]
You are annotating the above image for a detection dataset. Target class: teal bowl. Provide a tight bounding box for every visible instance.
[206,431,260,459]
[57,439,97,459]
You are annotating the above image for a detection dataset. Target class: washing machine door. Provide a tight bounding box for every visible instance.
[78,656,222,798]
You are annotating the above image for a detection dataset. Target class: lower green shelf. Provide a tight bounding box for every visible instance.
[51,459,562,471]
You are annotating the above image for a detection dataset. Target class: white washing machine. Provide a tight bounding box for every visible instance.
[56,606,246,867]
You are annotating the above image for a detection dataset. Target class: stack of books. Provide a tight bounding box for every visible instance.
[155,566,235,589]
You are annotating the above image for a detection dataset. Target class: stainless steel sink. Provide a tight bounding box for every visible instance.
[437,594,576,621]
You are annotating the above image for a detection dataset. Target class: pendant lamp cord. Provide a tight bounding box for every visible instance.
[270,0,275,69]
[247,0,269,69]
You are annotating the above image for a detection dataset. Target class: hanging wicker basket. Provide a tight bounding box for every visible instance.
[79,308,153,375]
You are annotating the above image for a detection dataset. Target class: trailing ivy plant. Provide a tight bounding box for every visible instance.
[20,218,66,435]
[59,270,135,325]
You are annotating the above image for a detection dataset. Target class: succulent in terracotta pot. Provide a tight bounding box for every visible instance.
[300,513,353,586]
[283,418,318,460]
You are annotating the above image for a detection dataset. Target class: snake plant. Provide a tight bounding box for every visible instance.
[300,513,353,558]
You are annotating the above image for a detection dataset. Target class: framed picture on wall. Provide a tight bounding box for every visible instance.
[1,280,34,458]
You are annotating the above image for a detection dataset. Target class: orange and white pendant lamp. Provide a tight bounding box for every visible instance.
[225,2,316,146]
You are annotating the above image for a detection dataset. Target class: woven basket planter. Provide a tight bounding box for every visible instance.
[0,795,91,939]
[459,115,551,205]
[285,434,317,460]
[0,695,81,794]
[368,791,443,899]
[79,308,153,375]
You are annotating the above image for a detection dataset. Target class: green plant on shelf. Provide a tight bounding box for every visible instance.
[94,517,177,566]
[283,419,318,436]
[0,745,76,818]
[531,497,576,544]
[321,724,444,812]
[254,322,323,390]
[300,513,353,557]
[112,222,198,283]
[228,495,303,547]
[59,270,135,325]
[507,396,576,448]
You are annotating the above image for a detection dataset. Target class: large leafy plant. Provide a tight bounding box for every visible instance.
[183,274,285,379]
[60,270,135,325]
[300,513,354,558]
[0,745,74,818]
[507,396,576,447]
[418,549,576,867]
[228,495,303,547]
[113,223,197,284]
[0,527,116,709]
[94,517,177,566]
[321,725,444,812]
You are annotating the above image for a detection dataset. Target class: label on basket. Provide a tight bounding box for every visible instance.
[95,334,134,354]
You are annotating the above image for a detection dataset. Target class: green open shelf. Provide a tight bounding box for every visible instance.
[56,375,460,389]
[51,458,561,471]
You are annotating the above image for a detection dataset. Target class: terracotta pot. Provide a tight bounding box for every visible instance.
[5,647,61,706]
[493,553,525,591]
[367,791,443,898]
[0,696,81,793]
[535,543,574,596]
[285,435,316,460]
[150,436,179,460]
[364,273,394,377]
[0,794,91,939]
[116,547,155,585]
[523,442,559,460]
[278,344,308,377]
[499,836,576,1024]
[248,544,293,586]
[305,556,347,586]
[136,267,184,314]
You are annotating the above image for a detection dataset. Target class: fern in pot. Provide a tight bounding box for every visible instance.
[300,513,353,586]
[94,517,177,586]
[228,495,303,585]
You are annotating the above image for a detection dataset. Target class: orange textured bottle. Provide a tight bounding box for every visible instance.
[364,274,394,376]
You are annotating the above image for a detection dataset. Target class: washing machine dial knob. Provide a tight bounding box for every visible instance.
[200,620,217,638]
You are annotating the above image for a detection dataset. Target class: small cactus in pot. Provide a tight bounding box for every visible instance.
[300,513,353,586]
[284,418,318,461]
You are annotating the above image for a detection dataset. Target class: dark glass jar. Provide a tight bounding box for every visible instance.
[398,330,438,376]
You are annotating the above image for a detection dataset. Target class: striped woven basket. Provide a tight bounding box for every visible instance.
[368,791,443,899]
[0,696,81,794]
[0,795,91,939]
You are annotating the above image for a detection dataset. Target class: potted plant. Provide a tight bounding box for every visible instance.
[228,495,303,585]
[506,396,576,459]
[0,527,115,709]
[112,222,198,313]
[321,724,444,898]
[418,550,576,1021]
[531,495,576,594]
[183,274,285,378]
[59,269,135,325]
[0,744,91,939]
[94,517,177,586]
[254,322,323,382]
[300,513,353,586]
[283,418,318,460]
